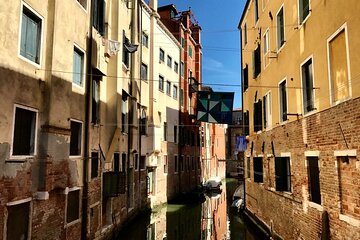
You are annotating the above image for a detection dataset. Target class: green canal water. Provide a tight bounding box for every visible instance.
[114,178,262,240]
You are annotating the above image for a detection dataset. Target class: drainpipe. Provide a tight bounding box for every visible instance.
[81,1,93,239]
[238,23,246,209]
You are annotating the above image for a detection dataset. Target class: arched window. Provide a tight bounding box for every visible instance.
[140,109,147,135]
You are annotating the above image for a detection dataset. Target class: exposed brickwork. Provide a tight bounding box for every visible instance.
[245,97,360,239]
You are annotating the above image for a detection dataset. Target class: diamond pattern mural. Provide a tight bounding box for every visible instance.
[196,91,234,124]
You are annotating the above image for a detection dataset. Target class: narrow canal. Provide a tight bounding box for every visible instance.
[115,178,262,239]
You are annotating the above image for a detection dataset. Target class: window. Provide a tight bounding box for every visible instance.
[20,5,42,64]
[253,100,262,132]
[174,155,178,173]
[142,32,148,47]
[275,157,291,192]
[159,48,165,62]
[253,44,261,78]
[159,75,164,91]
[140,156,146,170]
[121,92,128,133]
[12,106,37,156]
[123,31,130,68]
[191,131,195,146]
[141,63,148,81]
[180,89,184,106]
[299,0,310,24]
[166,81,171,96]
[140,109,147,135]
[243,23,247,46]
[191,157,195,170]
[121,153,126,172]
[134,154,139,171]
[328,27,350,104]
[113,153,120,172]
[173,85,178,99]
[279,80,287,122]
[7,201,30,240]
[73,48,84,87]
[92,0,105,35]
[277,6,285,50]
[301,58,315,113]
[174,126,177,143]
[67,189,80,223]
[188,46,193,58]
[164,155,168,173]
[174,62,179,73]
[246,157,251,178]
[181,37,185,48]
[167,55,172,67]
[244,111,249,136]
[254,0,259,23]
[263,29,270,67]
[70,120,82,156]
[77,0,87,9]
[198,157,201,170]
[163,122,167,141]
[253,157,263,183]
[180,156,184,171]
[243,64,249,92]
[307,157,321,204]
[91,152,99,178]
[263,92,272,129]
[92,79,100,123]
[180,62,184,77]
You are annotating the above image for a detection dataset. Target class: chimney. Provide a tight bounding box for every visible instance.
[149,0,158,11]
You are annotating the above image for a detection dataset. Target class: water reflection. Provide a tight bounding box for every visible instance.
[115,179,260,240]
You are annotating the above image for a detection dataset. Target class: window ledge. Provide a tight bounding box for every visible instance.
[339,214,360,227]
[66,219,81,228]
[303,109,317,118]
[298,13,311,29]
[19,54,41,69]
[6,156,34,163]
[308,201,323,211]
[334,149,356,157]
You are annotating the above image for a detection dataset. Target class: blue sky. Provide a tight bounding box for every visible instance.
[158,0,247,108]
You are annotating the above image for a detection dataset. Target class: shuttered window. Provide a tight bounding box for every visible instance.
[243,64,249,92]
[275,157,291,192]
[21,6,42,64]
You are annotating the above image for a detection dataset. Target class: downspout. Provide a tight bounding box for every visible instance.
[82,1,93,239]
[238,23,246,209]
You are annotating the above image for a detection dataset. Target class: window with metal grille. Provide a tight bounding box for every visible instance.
[275,157,291,192]
[253,157,263,183]
[307,157,321,204]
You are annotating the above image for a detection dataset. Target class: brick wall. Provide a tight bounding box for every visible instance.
[245,97,360,239]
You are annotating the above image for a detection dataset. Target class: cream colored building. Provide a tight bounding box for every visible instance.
[240,0,360,239]
[140,0,181,207]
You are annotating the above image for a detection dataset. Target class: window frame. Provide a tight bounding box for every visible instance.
[263,28,270,68]
[306,156,321,205]
[159,75,164,92]
[141,31,149,48]
[300,56,316,115]
[73,45,85,89]
[6,198,32,239]
[263,91,272,130]
[173,85,178,99]
[159,48,165,62]
[180,62,184,77]
[298,0,311,25]
[326,23,351,106]
[19,2,44,67]
[11,104,38,158]
[278,78,288,123]
[253,156,263,183]
[141,62,148,81]
[167,55,172,68]
[66,187,81,225]
[276,5,285,52]
[166,80,171,96]
[69,119,83,157]
[174,61,179,73]
[275,156,292,192]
